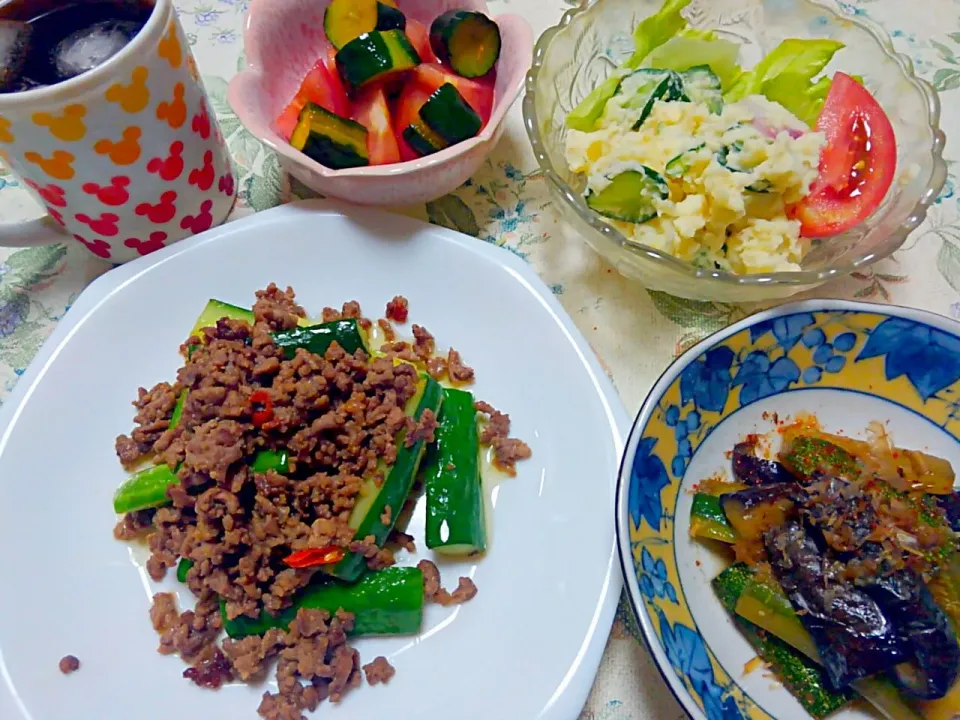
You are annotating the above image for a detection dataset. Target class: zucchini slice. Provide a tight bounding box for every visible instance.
[422,388,486,555]
[291,102,370,169]
[613,69,686,130]
[323,0,406,50]
[689,492,735,543]
[712,564,856,720]
[680,65,723,114]
[330,373,444,582]
[335,29,420,90]
[430,10,501,78]
[585,166,668,224]
[419,83,483,145]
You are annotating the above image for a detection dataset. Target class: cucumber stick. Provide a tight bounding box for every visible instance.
[291,103,370,170]
[187,298,310,346]
[422,388,486,555]
[221,566,424,638]
[335,30,420,90]
[271,319,370,358]
[330,373,444,582]
[323,0,405,50]
[429,10,501,78]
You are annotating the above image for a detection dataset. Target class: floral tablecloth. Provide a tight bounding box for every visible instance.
[1,0,959,717]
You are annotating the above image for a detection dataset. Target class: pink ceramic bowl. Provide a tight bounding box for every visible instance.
[228,0,532,206]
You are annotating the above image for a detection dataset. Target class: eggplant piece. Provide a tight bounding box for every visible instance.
[732,441,796,486]
[937,491,960,532]
[802,474,878,552]
[863,569,960,700]
[764,522,908,690]
[720,483,800,541]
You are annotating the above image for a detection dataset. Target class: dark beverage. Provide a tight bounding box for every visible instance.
[0,0,154,93]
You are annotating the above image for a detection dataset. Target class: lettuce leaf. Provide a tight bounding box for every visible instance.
[724,38,844,102]
[565,74,625,131]
[624,0,693,69]
[644,35,743,89]
[760,73,831,127]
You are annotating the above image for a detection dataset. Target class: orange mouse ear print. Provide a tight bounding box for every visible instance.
[158,20,183,68]
[24,150,76,180]
[0,116,14,143]
[94,127,142,166]
[31,104,87,142]
[105,67,150,114]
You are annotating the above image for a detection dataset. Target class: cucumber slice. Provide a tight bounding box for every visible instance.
[335,29,420,90]
[113,463,180,514]
[188,299,254,340]
[176,558,193,583]
[419,83,483,145]
[330,373,444,582]
[664,143,705,179]
[585,167,668,224]
[291,102,370,169]
[271,318,370,358]
[422,388,486,555]
[613,69,685,130]
[689,492,736,543]
[250,449,289,475]
[222,567,424,639]
[430,10,501,78]
[681,65,723,114]
[402,120,449,156]
[324,0,406,50]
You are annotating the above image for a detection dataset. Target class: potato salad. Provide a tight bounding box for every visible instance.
[566,86,824,273]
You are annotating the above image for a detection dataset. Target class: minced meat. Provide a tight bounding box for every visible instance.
[384,295,408,323]
[58,655,80,674]
[447,349,474,383]
[417,559,478,607]
[363,656,395,685]
[475,400,532,474]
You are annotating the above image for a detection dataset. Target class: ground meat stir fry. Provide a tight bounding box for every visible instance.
[113,286,529,717]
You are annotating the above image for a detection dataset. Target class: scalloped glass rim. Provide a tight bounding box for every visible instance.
[522,0,948,288]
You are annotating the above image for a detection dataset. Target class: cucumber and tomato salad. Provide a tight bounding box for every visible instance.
[274,1,501,169]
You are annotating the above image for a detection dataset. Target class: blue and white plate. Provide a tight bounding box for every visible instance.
[616,300,960,720]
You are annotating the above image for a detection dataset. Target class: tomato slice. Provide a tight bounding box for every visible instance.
[275,94,306,140]
[353,86,401,165]
[323,46,350,110]
[405,19,437,64]
[300,57,351,118]
[412,63,495,126]
[793,72,896,238]
[393,82,434,160]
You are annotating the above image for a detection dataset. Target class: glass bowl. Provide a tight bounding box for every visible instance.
[523,0,947,302]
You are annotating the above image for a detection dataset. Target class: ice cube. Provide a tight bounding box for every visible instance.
[0,20,33,93]
[53,20,141,81]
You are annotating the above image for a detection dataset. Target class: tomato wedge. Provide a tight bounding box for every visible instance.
[300,57,351,118]
[353,86,401,165]
[793,72,896,238]
[275,95,306,140]
[413,63,495,126]
[274,52,352,140]
[394,81,434,160]
[405,19,438,64]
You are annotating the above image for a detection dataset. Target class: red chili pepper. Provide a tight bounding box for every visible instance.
[249,389,273,427]
[283,546,345,568]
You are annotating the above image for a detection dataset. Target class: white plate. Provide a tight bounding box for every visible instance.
[0,200,627,720]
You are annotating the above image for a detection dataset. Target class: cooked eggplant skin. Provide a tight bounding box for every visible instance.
[732,441,796,486]
[764,521,909,690]
[937,491,960,531]
[863,569,960,700]
[802,474,878,553]
[721,483,800,541]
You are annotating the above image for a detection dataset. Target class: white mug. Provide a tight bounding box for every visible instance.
[0,0,236,262]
